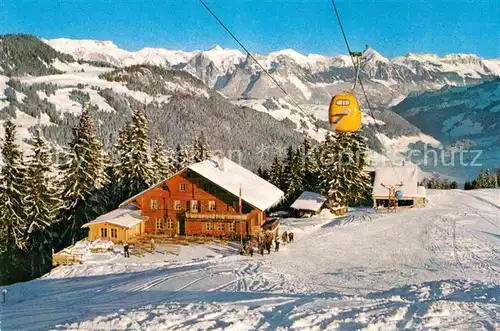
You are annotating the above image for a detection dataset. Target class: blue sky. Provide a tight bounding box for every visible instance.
[1,0,498,58]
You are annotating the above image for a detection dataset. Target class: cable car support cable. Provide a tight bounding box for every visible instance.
[199,0,309,116]
[330,0,403,183]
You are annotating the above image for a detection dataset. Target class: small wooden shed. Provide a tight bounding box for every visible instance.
[290,191,327,217]
[82,205,148,244]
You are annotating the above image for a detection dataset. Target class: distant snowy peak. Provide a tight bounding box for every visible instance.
[363,48,390,63]
[200,46,245,70]
[44,38,121,52]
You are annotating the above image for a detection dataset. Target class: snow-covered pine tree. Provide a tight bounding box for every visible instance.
[56,105,107,249]
[24,126,61,277]
[175,143,187,170]
[320,132,349,211]
[268,157,283,189]
[285,148,304,202]
[476,169,485,188]
[281,145,295,193]
[114,123,133,199]
[257,166,269,180]
[349,131,373,205]
[166,147,178,176]
[300,138,318,192]
[183,142,196,167]
[152,137,172,182]
[485,169,497,188]
[0,119,27,283]
[317,133,337,195]
[115,123,132,180]
[193,132,211,163]
[335,132,357,206]
[128,108,154,195]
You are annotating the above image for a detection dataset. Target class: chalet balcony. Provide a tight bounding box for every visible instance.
[185,212,249,221]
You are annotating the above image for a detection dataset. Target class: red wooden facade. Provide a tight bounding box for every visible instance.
[121,170,267,237]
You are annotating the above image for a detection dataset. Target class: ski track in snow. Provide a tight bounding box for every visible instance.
[1,189,499,330]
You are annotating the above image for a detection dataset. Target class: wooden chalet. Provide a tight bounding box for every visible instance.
[116,156,284,238]
[82,205,147,243]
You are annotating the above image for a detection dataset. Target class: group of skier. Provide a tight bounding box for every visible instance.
[240,229,294,257]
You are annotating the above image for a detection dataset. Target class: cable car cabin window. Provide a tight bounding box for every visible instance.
[335,99,350,106]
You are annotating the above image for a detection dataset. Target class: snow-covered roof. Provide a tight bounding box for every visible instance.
[82,205,147,229]
[372,166,424,198]
[188,157,284,211]
[290,191,327,212]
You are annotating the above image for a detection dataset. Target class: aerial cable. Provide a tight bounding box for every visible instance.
[330,0,402,182]
[198,0,311,117]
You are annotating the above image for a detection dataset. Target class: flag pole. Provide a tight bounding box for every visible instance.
[239,183,243,245]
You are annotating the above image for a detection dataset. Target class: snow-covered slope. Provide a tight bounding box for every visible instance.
[3,189,499,330]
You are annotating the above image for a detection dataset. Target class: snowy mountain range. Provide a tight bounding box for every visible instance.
[392,79,500,179]
[1,35,499,179]
[45,38,500,106]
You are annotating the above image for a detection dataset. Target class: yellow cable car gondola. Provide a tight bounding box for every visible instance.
[328,92,362,133]
[328,50,364,133]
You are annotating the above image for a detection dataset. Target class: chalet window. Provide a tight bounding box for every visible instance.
[179,183,187,192]
[209,200,216,211]
[100,228,107,237]
[110,228,117,238]
[174,200,182,210]
[156,219,162,229]
[218,223,225,231]
[206,222,213,231]
[203,183,211,192]
[229,222,236,232]
[191,200,199,213]
[232,201,238,211]
[151,200,159,210]
[166,219,174,230]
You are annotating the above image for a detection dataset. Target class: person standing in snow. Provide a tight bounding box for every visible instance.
[288,232,294,243]
[248,245,254,257]
[123,242,130,258]
[282,231,288,245]
[266,241,271,255]
[150,238,156,252]
[259,243,264,256]
[274,239,280,252]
